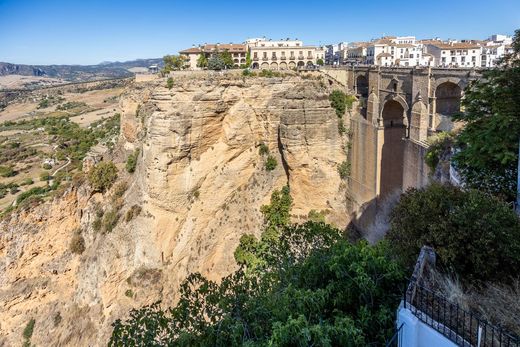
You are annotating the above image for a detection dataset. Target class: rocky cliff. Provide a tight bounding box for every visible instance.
[0,72,350,346]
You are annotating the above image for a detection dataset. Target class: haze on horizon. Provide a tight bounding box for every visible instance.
[0,0,519,65]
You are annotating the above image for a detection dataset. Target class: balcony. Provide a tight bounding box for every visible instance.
[253,57,259,61]
[262,57,269,61]
[289,56,296,60]
[271,56,277,61]
[297,56,305,60]
[280,56,287,60]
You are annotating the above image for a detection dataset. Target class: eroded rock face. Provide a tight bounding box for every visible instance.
[0,73,350,346]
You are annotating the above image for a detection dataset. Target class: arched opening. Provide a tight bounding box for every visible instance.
[380,100,406,198]
[297,61,305,68]
[435,82,462,131]
[240,59,246,64]
[252,62,259,69]
[307,61,314,66]
[288,61,296,69]
[279,62,287,70]
[233,59,239,64]
[270,62,278,70]
[356,75,368,98]
[261,62,269,69]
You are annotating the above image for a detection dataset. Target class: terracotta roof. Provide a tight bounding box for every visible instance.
[395,43,415,48]
[179,47,202,54]
[377,52,392,58]
[373,39,393,45]
[180,43,247,54]
[428,42,481,49]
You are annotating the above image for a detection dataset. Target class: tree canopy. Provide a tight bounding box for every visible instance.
[110,187,406,346]
[452,29,520,201]
[162,55,186,73]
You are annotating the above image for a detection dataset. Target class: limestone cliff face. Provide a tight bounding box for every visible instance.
[0,73,349,346]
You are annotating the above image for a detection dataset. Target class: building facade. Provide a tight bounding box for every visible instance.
[426,42,481,68]
[324,42,348,65]
[179,43,247,70]
[248,38,325,70]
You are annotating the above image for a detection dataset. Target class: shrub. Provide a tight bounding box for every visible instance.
[338,161,350,179]
[70,232,86,254]
[112,181,128,199]
[386,183,520,284]
[166,77,174,89]
[40,171,51,181]
[88,161,118,193]
[102,209,119,233]
[125,205,142,222]
[329,90,347,117]
[258,142,269,156]
[20,178,34,186]
[308,209,328,223]
[0,165,15,177]
[16,186,50,205]
[42,163,52,170]
[23,318,35,339]
[125,289,134,298]
[125,149,140,173]
[425,132,454,171]
[265,155,277,171]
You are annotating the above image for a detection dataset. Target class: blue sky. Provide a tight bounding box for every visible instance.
[0,0,518,65]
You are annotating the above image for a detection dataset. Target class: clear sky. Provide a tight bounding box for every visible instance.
[0,0,519,65]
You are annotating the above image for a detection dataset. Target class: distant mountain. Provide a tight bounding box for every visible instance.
[0,58,164,83]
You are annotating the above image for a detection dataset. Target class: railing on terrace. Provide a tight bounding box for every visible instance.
[405,278,520,347]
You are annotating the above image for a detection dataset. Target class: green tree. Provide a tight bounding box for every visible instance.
[316,58,324,66]
[88,161,118,193]
[219,50,234,68]
[110,222,405,346]
[245,51,252,68]
[197,54,208,68]
[387,183,520,284]
[452,29,520,201]
[265,155,277,171]
[162,55,186,73]
[207,55,225,71]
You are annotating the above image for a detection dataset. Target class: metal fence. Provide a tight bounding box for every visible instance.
[405,279,520,347]
[386,323,404,347]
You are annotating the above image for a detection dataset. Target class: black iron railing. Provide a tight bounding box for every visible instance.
[405,279,520,347]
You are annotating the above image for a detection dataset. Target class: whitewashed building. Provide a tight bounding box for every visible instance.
[426,42,482,68]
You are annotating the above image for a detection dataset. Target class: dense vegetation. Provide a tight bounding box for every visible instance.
[88,161,118,193]
[452,29,520,202]
[125,149,140,173]
[387,183,520,285]
[110,187,406,346]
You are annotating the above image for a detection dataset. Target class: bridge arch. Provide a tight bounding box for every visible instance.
[356,75,369,98]
[380,99,407,198]
[434,81,463,131]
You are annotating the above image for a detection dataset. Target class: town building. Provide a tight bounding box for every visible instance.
[324,42,348,65]
[365,36,433,67]
[425,41,482,68]
[179,43,247,70]
[345,43,369,65]
[247,38,325,70]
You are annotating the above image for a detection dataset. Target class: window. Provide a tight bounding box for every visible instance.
[263,52,267,58]
[253,52,258,58]
[472,56,476,62]
[461,56,465,62]
[410,54,414,58]
[450,50,455,55]
[451,57,456,62]
[281,51,286,57]
[272,52,276,58]
[442,57,446,62]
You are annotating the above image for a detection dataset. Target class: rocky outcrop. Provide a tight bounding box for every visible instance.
[0,72,350,346]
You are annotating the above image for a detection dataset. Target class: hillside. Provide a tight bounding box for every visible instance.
[0,71,352,346]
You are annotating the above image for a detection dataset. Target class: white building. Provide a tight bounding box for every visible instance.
[365,36,433,67]
[426,42,482,68]
[247,38,325,70]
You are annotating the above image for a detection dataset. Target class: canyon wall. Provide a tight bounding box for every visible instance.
[0,72,350,346]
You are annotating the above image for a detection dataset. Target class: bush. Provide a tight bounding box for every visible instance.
[125,289,134,298]
[265,155,277,171]
[88,161,118,193]
[166,77,174,89]
[338,161,350,179]
[0,165,15,177]
[125,149,139,173]
[42,163,52,170]
[40,171,51,181]
[425,132,454,171]
[102,209,119,233]
[125,205,142,222]
[23,318,35,339]
[70,232,86,254]
[386,183,520,284]
[258,142,269,156]
[20,178,34,186]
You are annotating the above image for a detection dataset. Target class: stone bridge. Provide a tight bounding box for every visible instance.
[321,66,482,230]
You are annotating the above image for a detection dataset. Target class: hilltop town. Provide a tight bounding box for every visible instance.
[173,34,513,70]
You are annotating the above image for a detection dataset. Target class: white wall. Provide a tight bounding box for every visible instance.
[398,303,459,347]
